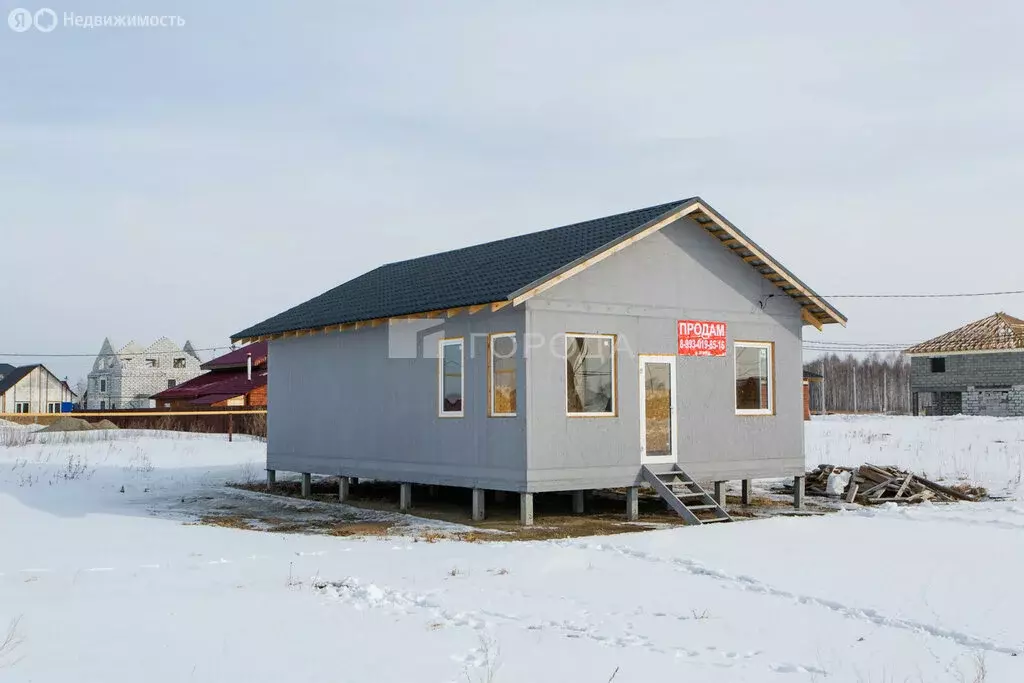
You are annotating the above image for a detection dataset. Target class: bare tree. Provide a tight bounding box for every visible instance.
[0,616,23,668]
[807,352,911,415]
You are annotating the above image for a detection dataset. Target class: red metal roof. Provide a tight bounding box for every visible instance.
[151,367,267,402]
[201,342,268,371]
[189,394,244,406]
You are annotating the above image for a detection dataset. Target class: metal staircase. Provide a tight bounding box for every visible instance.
[641,465,733,525]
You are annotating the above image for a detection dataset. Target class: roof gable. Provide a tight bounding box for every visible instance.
[904,312,1024,355]
[0,365,38,396]
[233,197,844,341]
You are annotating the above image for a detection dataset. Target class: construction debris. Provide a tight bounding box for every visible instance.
[804,464,984,504]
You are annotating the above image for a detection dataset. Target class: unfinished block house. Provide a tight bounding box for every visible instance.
[86,338,203,410]
[906,312,1024,417]
[233,198,846,524]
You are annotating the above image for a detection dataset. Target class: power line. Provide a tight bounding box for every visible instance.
[822,289,1024,299]
[0,346,235,358]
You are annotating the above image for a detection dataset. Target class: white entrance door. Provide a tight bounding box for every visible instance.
[639,354,677,464]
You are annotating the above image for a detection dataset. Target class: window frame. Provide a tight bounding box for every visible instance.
[930,357,946,373]
[734,340,775,416]
[487,332,518,417]
[564,333,618,418]
[46,402,61,414]
[437,337,465,418]
[14,402,29,414]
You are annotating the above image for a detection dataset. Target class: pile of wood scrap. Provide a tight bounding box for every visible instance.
[805,464,982,504]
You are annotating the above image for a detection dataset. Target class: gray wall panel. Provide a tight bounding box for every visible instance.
[267,307,528,490]
[525,216,806,488]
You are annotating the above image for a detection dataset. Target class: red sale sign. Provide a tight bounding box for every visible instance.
[677,320,727,356]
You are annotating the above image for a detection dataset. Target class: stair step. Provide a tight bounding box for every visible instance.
[641,465,733,526]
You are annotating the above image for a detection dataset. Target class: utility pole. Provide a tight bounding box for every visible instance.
[883,371,888,414]
[853,367,858,414]
[820,357,827,415]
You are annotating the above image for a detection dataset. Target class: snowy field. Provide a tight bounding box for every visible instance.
[2,417,1023,682]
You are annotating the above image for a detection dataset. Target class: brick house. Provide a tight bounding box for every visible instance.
[86,338,204,410]
[151,342,267,409]
[905,312,1024,416]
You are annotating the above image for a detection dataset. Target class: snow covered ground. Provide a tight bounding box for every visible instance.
[2,418,1022,682]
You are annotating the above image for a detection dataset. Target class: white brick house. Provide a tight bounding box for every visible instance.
[86,338,203,409]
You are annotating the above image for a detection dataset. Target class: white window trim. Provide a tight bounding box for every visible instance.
[489,332,517,417]
[438,337,465,418]
[639,354,678,464]
[565,333,617,417]
[734,341,774,416]
[15,402,29,414]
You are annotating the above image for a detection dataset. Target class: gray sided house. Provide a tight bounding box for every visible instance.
[234,198,846,524]
[905,312,1024,417]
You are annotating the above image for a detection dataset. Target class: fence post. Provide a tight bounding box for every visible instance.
[228,413,233,442]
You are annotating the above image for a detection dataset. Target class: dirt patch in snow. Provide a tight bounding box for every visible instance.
[39,416,120,433]
[40,417,95,432]
[228,479,708,540]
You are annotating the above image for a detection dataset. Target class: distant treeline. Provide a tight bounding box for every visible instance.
[805,353,912,415]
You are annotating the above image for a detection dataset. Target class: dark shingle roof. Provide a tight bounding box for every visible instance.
[233,199,694,340]
[0,363,15,378]
[0,365,38,396]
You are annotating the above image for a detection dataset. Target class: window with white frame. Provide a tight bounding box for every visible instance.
[489,333,517,416]
[735,341,774,415]
[438,338,464,416]
[565,334,616,416]
[14,402,29,414]
[173,357,186,368]
[47,402,61,413]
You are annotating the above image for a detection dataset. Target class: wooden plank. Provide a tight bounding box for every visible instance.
[695,203,846,326]
[468,304,488,315]
[859,479,895,498]
[845,483,859,503]
[802,307,824,331]
[895,474,914,499]
[370,319,383,328]
[915,476,976,501]
[491,301,510,312]
[446,307,464,318]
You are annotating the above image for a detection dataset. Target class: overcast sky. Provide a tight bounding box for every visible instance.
[2,1,1023,383]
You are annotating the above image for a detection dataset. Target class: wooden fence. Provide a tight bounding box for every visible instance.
[0,409,267,438]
